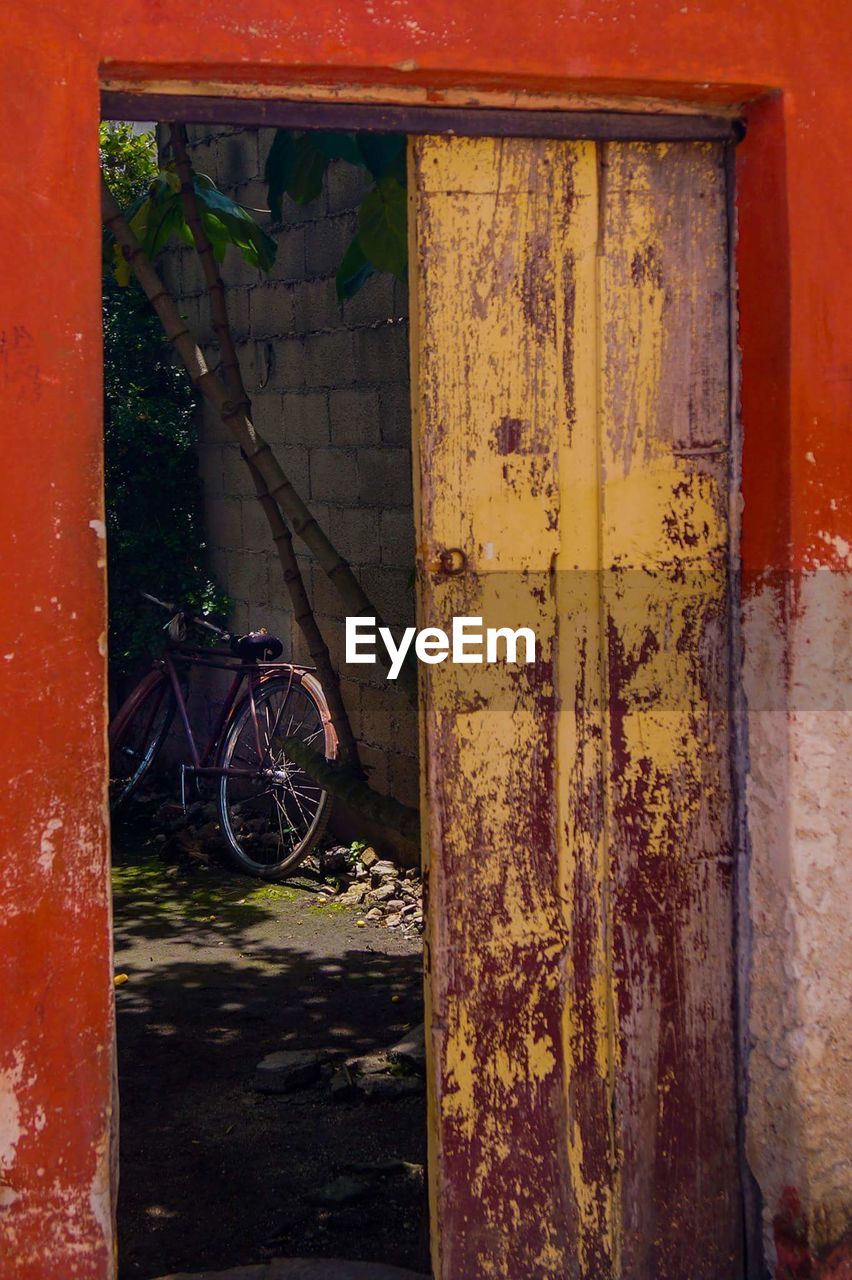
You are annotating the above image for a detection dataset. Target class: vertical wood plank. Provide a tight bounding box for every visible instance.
[598,141,741,1279]
[411,134,599,1279]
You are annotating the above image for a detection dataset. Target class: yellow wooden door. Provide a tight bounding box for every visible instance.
[410,136,738,1279]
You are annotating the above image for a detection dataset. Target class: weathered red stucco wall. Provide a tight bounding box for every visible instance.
[1,2,849,1276]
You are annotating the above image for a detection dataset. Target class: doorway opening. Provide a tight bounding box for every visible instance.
[102,115,427,1279]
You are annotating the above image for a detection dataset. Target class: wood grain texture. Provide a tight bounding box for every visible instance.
[598,142,741,1279]
[410,135,739,1279]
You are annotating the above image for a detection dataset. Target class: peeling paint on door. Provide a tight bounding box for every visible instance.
[410,135,740,1279]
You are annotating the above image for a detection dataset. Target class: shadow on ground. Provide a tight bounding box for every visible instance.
[112,822,427,1280]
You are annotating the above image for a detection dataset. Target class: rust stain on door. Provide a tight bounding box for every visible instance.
[410,134,740,1279]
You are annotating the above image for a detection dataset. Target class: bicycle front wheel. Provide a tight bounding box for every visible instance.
[217,676,332,879]
[109,671,176,813]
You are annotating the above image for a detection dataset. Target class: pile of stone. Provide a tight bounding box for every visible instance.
[255,1024,426,1104]
[315,846,423,939]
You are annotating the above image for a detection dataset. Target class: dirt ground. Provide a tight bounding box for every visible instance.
[112,821,427,1280]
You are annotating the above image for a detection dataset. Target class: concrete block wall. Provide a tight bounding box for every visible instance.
[160,125,419,825]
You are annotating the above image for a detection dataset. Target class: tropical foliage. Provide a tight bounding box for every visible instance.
[264,130,407,298]
[101,123,230,681]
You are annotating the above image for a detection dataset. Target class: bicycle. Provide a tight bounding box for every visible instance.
[108,592,336,879]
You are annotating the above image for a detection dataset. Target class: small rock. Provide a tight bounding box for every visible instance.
[348,1051,391,1076]
[329,1066,356,1101]
[400,902,419,917]
[386,899,405,912]
[389,1023,426,1072]
[357,1074,424,1101]
[320,845,350,874]
[364,907,383,922]
[254,1049,326,1094]
[360,846,380,869]
[385,914,402,928]
[404,868,419,880]
[371,861,398,884]
[370,883,398,903]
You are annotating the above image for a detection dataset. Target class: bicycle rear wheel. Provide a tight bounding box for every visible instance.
[217,676,332,879]
[109,672,176,813]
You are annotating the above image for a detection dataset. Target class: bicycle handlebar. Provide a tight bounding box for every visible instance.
[139,591,230,640]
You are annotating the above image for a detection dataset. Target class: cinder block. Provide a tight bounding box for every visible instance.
[270,227,306,283]
[226,549,270,606]
[358,447,413,508]
[378,382,413,445]
[359,567,416,629]
[221,249,263,291]
[392,697,419,758]
[310,447,359,503]
[235,178,269,212]
[267,561,308,622]
[328,388,381,446]
[273,443,312,502]
[250,282,295,338]
[352,321,409,384]
[389,750,420,810]
[359,682,395,748]
[304,213,358,278]
[357,743,390,795]
[226,286,251,342]
[220,443,256,498]
[392,276,410,317]
[241,494,275,554]
[265,336,306,391]
[250,391,287,448]
[380,508,415,569]
[220,132,259,186]
[301,277,344,333]
[281,391,331,448]
[343,272,397,328]
[304,330,356,388]
[325,505,381,566]
[326,160,371,214]
[337,677,364,737]
[205,496,243,550]
[310,567,346,622]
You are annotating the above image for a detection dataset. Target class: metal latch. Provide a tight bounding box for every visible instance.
[427,547,467,577]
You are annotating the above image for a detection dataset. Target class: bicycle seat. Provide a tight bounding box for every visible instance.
[230,630,284,662]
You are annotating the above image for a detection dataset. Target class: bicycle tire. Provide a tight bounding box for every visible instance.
[109,671,177,813]
[216,676,333,879]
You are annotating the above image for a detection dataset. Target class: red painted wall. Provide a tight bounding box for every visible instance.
[1,1,849,1276]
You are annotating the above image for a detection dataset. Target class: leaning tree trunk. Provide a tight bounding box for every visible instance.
[101,177,418,704]
[170,124,361,769]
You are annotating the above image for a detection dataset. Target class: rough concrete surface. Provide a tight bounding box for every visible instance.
[744,574,852,1267]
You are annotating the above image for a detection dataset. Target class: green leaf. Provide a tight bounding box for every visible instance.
[264,131,329,217]
[192,176,277,271]
[358,176,408,279]
[312,132,364,167]
[336,235,378,300]
[357,134,406,184]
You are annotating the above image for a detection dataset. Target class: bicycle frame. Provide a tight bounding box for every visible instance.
[159,644,304,783]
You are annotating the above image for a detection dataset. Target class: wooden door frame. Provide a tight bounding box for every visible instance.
[99,88,750,1277]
